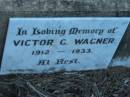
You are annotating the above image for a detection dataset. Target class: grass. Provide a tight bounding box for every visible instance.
[0,66,129,97]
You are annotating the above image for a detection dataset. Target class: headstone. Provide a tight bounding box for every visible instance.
[0,18,129,74]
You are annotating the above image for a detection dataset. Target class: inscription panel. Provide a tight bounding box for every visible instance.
[1,18,129,74]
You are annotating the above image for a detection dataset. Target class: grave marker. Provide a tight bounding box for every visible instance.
[0,18,129,74]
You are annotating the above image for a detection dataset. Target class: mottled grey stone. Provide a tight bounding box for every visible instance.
[0,0,130,11]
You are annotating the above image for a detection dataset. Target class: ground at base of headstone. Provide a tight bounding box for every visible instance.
[0,67,130,97]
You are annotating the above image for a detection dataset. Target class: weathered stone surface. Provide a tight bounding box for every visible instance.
[0,0,130,11]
